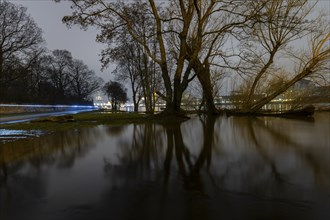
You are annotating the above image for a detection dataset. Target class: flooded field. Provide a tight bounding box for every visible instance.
[0,113,329,220]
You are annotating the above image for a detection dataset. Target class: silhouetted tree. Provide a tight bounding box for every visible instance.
[62,0,263,114]
[44,49,73,100]
[62,0,328,114]
[63,0,191,113]
[103,81,128,110]
[108,40,143,113]
[0,0,44,100]
[238,0,329,112]
[70,59,104,100]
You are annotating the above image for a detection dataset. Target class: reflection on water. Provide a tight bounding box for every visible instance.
[0,113,329,220]
[0,129,44,142]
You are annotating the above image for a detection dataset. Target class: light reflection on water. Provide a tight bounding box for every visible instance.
[0,113,329,220]
[0,129,44,142]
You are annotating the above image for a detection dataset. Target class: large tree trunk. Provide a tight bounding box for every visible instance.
[192,59,218,114]
[130,79,139,112]
[245,51,277,108]
[197,72,217,114]
[132,89,138,112]
[159,63,173,112]
[173,78,183,112]
[142,54,154,114]
[149,1,174,113]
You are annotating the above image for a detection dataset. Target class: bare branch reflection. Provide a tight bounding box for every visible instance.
[1,114,329,220]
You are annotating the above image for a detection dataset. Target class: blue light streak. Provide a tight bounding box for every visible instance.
[0,108,98,125]
[0,104,98,108]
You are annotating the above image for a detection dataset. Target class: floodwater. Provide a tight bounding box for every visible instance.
[0,113,329,220]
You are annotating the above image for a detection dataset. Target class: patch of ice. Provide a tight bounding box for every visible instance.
[0,129,44,142]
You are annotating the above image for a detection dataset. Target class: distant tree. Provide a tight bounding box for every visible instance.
[42,50,104,104]
[44,49,73,100]
[109,37,162,113]
[107,40,143,113]
[70,59,104,100]
[28,54,49,102]
[103,81,128,110]
[98,2,161,113]
[0,0,44,85]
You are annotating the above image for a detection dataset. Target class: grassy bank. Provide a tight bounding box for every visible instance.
[0,110,190,131]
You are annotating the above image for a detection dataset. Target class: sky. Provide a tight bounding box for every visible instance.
[10,0,111,83]
[7,0,330,94]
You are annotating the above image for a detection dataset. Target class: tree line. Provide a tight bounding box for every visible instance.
[0,0,103,105]
[62,0,329,114]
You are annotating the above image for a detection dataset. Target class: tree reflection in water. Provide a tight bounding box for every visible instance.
[0,114,329,220]
[102,118,218,220]
[101,115,329,220]
[0,128,101,219]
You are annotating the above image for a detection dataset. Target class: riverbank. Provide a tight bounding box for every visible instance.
[3,107,330,133]
[0,110,190,131]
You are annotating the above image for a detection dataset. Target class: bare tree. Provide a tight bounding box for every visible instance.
[62,0,196,113]
[111,49,143,112]
[0,0,44,85]
[102,17,161,113]
[248,32,330,112]
[44,49,73,99]
[61,0,327,115]
[167,0,264,113]
[238,0,323,111]
[70,59,104,100]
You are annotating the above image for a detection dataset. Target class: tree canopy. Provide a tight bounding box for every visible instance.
[61,0,329,113]
[0,0,44,85]
[0,0,103,104]
[103,81,128,110]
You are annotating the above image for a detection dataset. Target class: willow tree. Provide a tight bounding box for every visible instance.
[236,0,329,112]
[249,32,330,112]
[170,0,264,113]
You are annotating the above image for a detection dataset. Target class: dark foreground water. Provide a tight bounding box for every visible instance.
[0,113,329,220]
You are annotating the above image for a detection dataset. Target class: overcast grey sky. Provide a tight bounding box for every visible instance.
[10,0,111,82]
[8,0,330,88]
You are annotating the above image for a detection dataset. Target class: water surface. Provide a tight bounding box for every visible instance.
[1,113,329,220]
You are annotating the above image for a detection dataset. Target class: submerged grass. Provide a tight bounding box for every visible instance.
[0,110,190,132]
